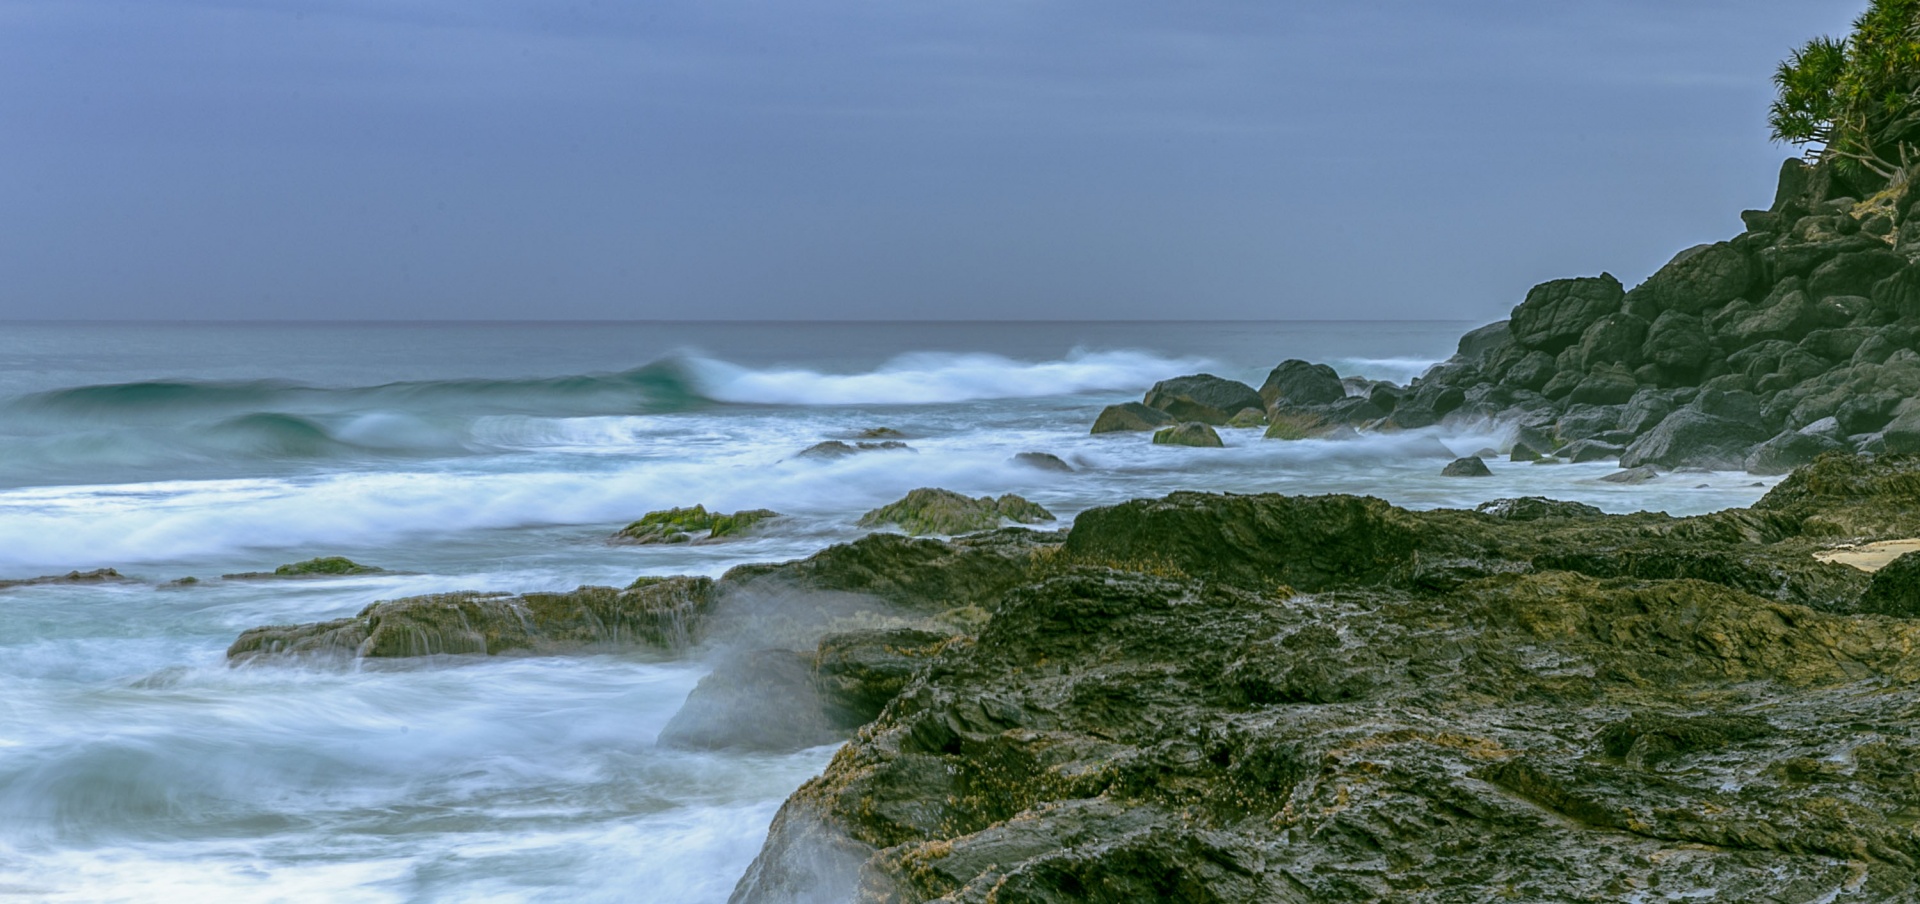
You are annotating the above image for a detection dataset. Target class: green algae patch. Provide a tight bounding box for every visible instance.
[858,488,1054,536]
[613,505,780,545]
[275,556,384,576]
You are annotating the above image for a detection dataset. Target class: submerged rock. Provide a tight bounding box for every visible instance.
[226,576,717,663]
[0,568,129,590]
[657,650,844,752]
[857,488,1054,536]
[1009,451,1073,472]
[1441,455,1492,476]
[611,505,780,545]
[221,557,385,580]
[1090,401,1177,434]
[1152,422,1224,447]
[795,440,913,459]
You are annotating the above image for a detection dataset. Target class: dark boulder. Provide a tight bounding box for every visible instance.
[1558,439,1625,463]
[1442,456,1493,477]
[1454,320,1514,363]
[1601,465,1662,484]
[1152,422,1225,448]
[1838,393,1904,436]
[1258,360,1345,408]
[1620,408,1772,470]
[1808,249,1907,301]
[1745,431,1846,476]
[1571,312,1649,370]
[1857,551,1920,618]
[1622,242,1754,318]
[1567,366,1639,406]
[1757,235,1882,285]
[814,628,952,726]
[1554,405,1622,444]
[1640,311,1711,377]
[1619,389,1676,435]
[1509,274,1625,352]
[1872,263,1920,322]
[1143,374,1263,425]
[1502,350,1558,391]
[858,489,1054,536]
[1474,497,1604,520]
[1091,402,1176,434]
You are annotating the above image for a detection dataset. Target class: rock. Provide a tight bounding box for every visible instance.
[1744,431,1846,476]
[1367,382,1404,412]
[1454,320,1513,363]
[1090,401,1177,434]
[1508,274,1625,352]
[1720,288,1828,348]
[1808,248,1906,301]
[1857,551,1920,617]
[1640,311,1711,378]
[1568,366,1639,405]
[221,557,385,580]
[612,506,780,545]
[1441,456,1493,477]
[1872,263,1920,322]
[813,627,953,726]
[1502,350,1558,390]
[1558,439,1625,463]
[856,427,907,439]
[1882,400,1920,454]
[735,461,1920,903]
[1570,312,1649,369]
[1509,445,1541,462]
[227,576,720,663]
[858,488,1054,536]
[657,650,844,752]
[1257,360,1345,408]
[1601,465,1662,484]
[1263,409,1337,440]
[0,568,129,590]
[1620,408,1771,470]
[1838,392,1903,436]
[1010,451,1074,472]
[1553,405,1621,443]
[1619,389,1676,435]
[796,440,912,459]
[1225,408,1267,428]
[1800,327,1873,362]
[1474,497,1604,520]
[1152,422,1225,448]
[1622,242,1755,318]
[1143,374,1263,425]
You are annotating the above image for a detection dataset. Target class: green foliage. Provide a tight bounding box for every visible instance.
[1770,0,1920,180]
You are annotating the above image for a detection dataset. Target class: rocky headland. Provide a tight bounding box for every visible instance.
[1093,158,1920,477]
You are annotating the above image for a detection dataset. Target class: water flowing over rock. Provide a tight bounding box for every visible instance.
[729,454,1920,903]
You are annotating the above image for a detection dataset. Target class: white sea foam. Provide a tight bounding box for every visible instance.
[687,349,1211,405]
[1326,356,1442,384]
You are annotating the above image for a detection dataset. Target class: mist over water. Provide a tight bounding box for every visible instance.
[0,321,1779,901]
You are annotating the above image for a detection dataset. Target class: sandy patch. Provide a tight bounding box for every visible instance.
[1815,538,1920,572]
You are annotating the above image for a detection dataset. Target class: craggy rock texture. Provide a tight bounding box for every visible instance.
[1151,423,1225,448]
[230,528,1064,665]
[612,505,781,545]
[1141,375,1264,426]
[227,576,719,662]
[0,568,129,590]
[731,454,1920,903]
[858,489,1055,537]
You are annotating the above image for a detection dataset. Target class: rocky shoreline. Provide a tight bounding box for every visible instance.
[217,453,1920,902]
[1089,159,1920,481]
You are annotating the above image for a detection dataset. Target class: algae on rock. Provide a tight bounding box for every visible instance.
[857,488,1053,536]
[613,505,781,545]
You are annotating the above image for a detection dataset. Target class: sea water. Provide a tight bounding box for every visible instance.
[0,321,1779,902]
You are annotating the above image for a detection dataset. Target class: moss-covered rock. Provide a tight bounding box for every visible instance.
[1152,422,1224,447]
[222,557,385,580]
[857,488,1053,536]
[612,505,780,545]
[732,455,1920,903]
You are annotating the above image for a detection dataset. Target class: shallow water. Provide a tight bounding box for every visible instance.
[0,321,1776,901]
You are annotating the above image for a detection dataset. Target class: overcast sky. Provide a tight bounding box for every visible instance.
[0,1,1867,321]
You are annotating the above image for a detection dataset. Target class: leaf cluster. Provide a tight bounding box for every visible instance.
[1770,0,1920,181]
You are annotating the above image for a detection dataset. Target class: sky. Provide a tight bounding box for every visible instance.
[0,1,1870,321]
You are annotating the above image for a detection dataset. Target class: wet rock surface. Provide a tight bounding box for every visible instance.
[612,505,781,545]
[730,454,1920,903]
[857,489,1054,537]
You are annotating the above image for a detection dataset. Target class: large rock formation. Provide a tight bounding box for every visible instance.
[730,454,1920,902]
[1088,156,1920,473]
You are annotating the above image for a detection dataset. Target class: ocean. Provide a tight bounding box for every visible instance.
[0,320,1780,902]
